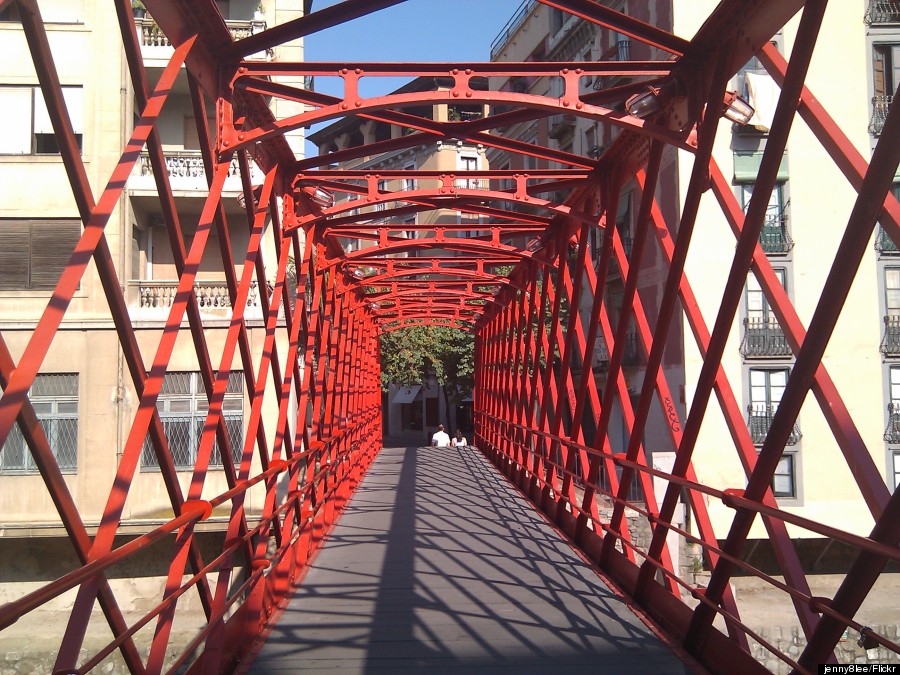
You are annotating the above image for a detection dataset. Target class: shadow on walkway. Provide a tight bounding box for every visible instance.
[247,441,693,674]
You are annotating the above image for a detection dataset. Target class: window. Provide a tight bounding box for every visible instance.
[742,269,791,358]
[746,269,784,324]
[403,163,416,192]
[403,216,416,243]
[1,373,78,474]
[877,184,900,254]
[882,268,900,355]
[885,367,900,444]
[771,452,796,498]
[739,183,792,254]
[893,451,900,490]
[871,44,900,135]
[0,85,83,154]
[748,369,799,497]
[747,368,801,446]
[457,155,479,189]
[141,371,244,471]
[0,220,81,290]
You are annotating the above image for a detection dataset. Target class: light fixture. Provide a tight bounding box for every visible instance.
[858,627,879,660]
[490,287,501,296]
[370,302,380,310]
[237,184,263,209]
[351,268,367,279]
[526,237,543,252]
[625,77,680,119]
[626,86,664,118]
[298,183,335,209]
[722,91,755,125]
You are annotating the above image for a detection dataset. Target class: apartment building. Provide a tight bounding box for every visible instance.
[0,0,304,545]
[489,0,895,559]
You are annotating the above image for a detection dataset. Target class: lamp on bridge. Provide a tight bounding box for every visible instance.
[722,91,754,125]
[297,182,335,209]
[625,76,680,119]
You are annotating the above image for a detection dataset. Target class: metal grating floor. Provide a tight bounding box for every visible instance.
[246,443,693,674]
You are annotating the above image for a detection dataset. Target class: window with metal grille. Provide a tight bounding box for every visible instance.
[883,366,900,445]
[739,183,792,255]
[0,373,79,474]
[0,220,82,290]
[871,44,900,135]
[881,268,900,356]
[748,368,800,497]
[741,268,791,358]
[141,371,244,471]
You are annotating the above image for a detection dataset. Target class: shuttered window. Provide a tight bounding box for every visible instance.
[0,220,81,290]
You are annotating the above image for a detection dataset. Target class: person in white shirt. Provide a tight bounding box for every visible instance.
[431,424,450,447]
[451,429,467,447]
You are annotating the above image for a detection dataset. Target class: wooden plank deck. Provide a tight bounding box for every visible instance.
[246,442,694,674]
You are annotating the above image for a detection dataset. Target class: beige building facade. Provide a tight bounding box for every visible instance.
[0,0,305,538]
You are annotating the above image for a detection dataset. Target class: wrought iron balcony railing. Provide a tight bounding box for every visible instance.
[875,225,899,254]
[759,213,794,254]
[865,0,900,24]
[881,314,900,355]
[747,404,802,446]
[869,95,894,136]
[548,112,577,138]
[593,40,631,90]
[883,403,900,443]
[740,317,792,358]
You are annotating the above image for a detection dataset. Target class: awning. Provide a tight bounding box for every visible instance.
[391,385,421,405]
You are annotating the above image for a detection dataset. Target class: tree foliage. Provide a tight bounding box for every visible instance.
[380,326,475,420]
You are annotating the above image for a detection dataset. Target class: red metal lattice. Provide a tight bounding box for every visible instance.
[0,0,899,673]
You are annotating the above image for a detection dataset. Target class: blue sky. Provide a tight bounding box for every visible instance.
[304,0,524,152]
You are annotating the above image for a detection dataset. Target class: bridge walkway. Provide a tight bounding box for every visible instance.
[245,442,695,674]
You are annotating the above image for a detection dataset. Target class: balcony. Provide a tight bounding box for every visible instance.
[747,404,802,446]
[881,315,900,355]
[758,213,794,254]
[129,150,262,194]
[884,403,900,443]
[137,16,270,61]
[593,40,631,91]
[740,318,792,358]
[129,280,262,318]
[865,1,900,24]
[548,112,576,139]
[869,95,894,136]
[876,226,899,255]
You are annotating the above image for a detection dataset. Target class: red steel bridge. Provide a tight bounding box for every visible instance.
[1,0,899,672]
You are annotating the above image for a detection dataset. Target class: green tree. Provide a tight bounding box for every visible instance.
[380,326,474,426]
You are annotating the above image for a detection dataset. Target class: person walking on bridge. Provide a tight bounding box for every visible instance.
[431,424,450,447]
